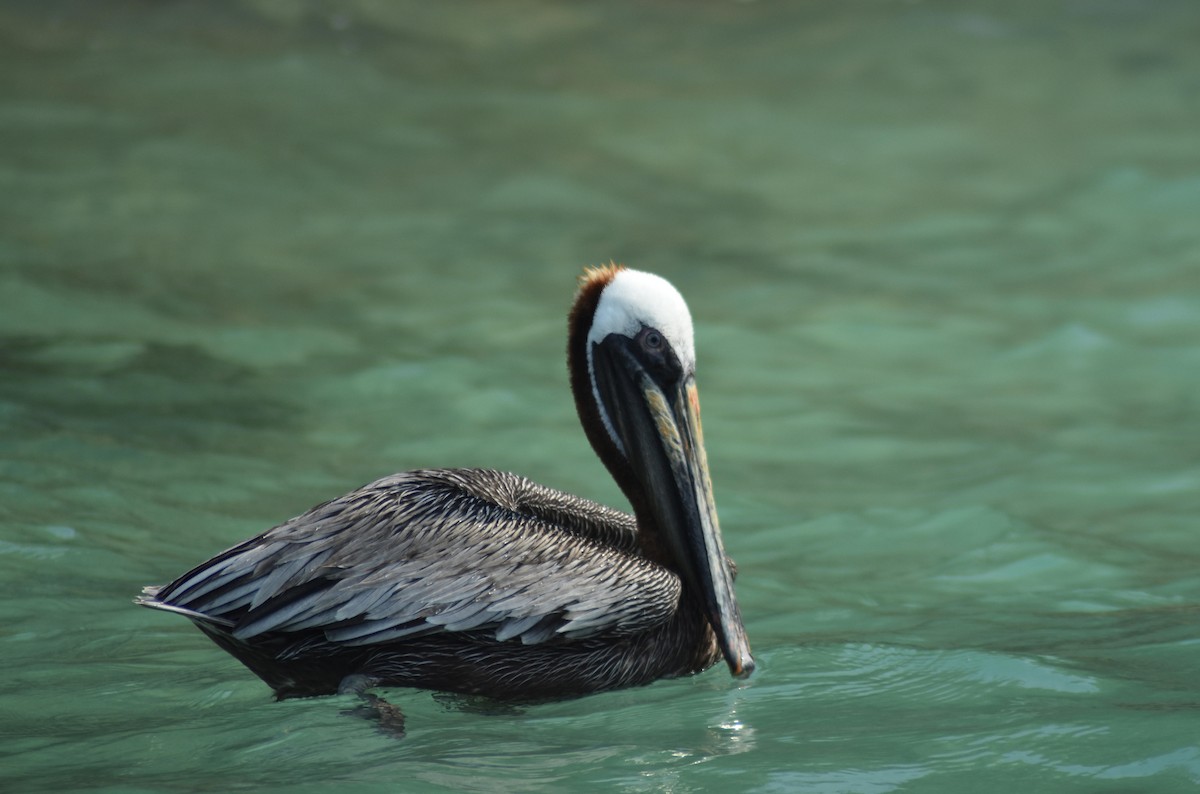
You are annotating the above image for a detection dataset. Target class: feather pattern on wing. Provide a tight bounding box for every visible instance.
[152,469,679,648]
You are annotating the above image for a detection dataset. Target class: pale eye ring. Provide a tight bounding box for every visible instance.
[642,329,664,351]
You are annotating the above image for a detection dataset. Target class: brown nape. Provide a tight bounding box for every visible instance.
[566,263,625,491]
[566,264,669,565]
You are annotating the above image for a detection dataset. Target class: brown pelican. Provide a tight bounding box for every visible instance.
[137,265,753,709]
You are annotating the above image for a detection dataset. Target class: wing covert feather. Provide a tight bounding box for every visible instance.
[154,469,679,646]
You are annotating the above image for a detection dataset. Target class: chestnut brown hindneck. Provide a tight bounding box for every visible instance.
[567,265,672,565]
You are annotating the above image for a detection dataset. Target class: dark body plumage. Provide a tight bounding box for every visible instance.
[139,266,753,708]
[142,468,720,699]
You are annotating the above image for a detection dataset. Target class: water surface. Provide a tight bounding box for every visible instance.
[2,1,1199,791]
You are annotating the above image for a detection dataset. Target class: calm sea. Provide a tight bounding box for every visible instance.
[2,1,1198,791]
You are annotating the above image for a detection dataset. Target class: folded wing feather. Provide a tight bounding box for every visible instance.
[149,469,680,647]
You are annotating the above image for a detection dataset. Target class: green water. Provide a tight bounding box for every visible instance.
[3,1,1199,791]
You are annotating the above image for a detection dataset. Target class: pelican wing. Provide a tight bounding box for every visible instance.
[147,469,679,646]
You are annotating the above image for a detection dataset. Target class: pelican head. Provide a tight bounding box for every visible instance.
[568,265,754,679]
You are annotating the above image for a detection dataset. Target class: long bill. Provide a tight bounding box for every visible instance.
[593,340,755,678]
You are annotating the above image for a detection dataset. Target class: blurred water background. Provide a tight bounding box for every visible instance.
[2,1,1198,791]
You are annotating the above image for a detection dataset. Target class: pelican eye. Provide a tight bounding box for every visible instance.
[640,328,664,352]
[634,326,683,388]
